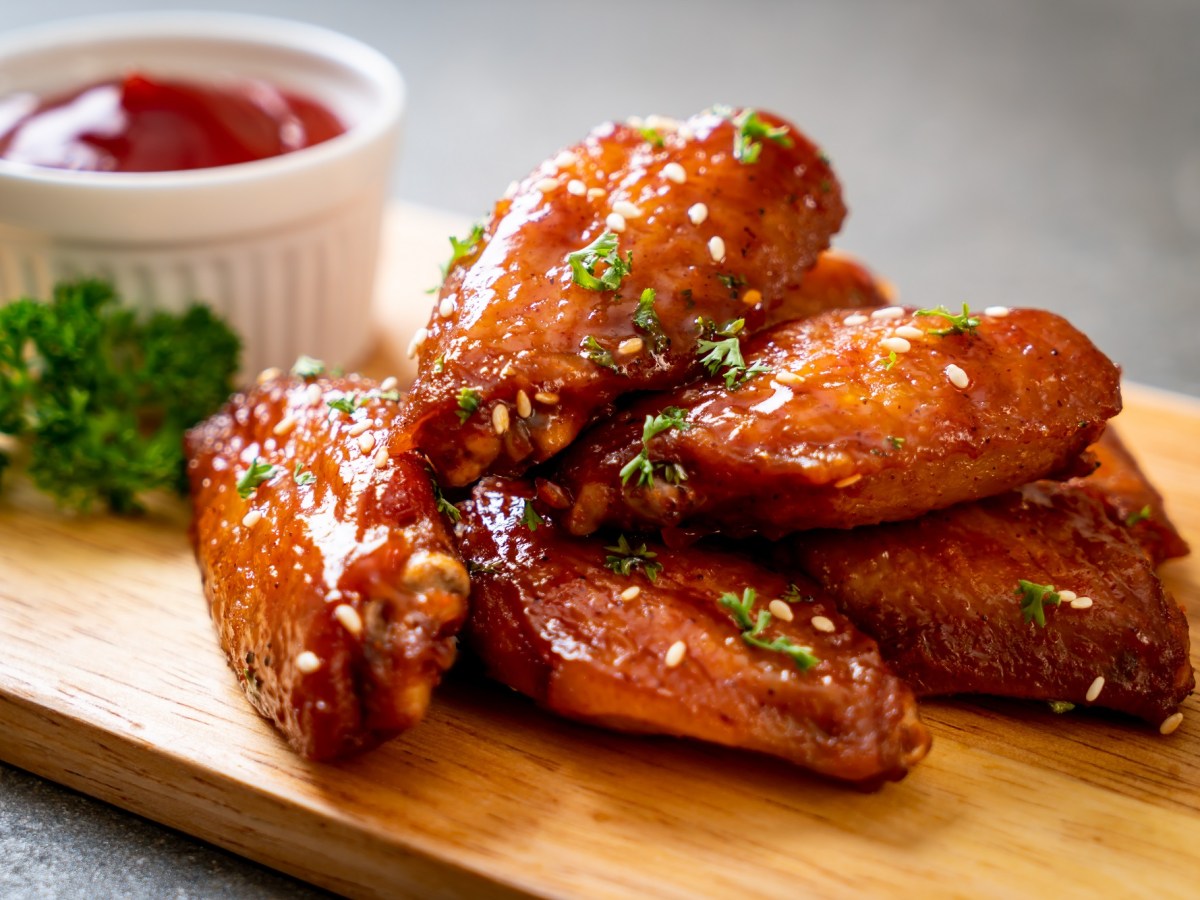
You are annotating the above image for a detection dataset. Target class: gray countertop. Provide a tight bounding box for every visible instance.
[1,0,1197,896]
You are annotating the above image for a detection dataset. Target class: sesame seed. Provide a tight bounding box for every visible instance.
[273,414,298,437]
[775,371,803,385]
[438,297,456,318]
[357,433,376,454]
[492,403,510,435]
[985,306,1011,317]
[768,599,794,622]
[241,509,262,528]
[606,212,627,233]
[305,383,323,406]
[554,150,578,168]
[347,420,370,437]
[613,200,643,219]
[843,314,869,326]
[661,162,687,184]
[587,187,607,200]
[620,586,641,601]
[811,615,836,633]
[295,651,322,674]
[373,448,389,469]
[617,337,644,356]
[871,306,905,320]
[894,325,924,340]
[688,203,708,225]
[1086,676,1105,702]
[257,367,282,385]
[708,236,726,263]
[535,177,559,193]
[1057,590,1077,602]
[677,124,695,141]
[1160,712,1184,735]
[665,640,688,668]
[834,474,862,489]
[945,364,970,389]
[334,603,363,637]
[534,391,560,405]
[380,376,398,392]
[567,179,586,196]
[503,180,519,199]
[1070,596,1094,610]
[881,336,912,354]
[516,390,532,418]
[406,327,427,358]
[742,289,763,307]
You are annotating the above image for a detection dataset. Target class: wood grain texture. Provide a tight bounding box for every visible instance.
[2,205,1198,898]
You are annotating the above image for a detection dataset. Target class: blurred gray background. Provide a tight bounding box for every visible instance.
[1,0,1197,896]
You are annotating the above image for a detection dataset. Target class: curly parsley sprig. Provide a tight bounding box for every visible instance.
[915,303,980,336]
[603,534,663,582]
[1016,579,1062,627]
[696,317,769,390]
[619,406,691,487]
[718,588,820,670]
[567,231,633,292]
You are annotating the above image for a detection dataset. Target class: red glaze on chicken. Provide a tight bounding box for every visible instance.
[785,481,1193,726]
[558,306,1121,538]
[402,108,847,486]
[760,248,889,329]
[186,375,469,760]
[458,477,930,785]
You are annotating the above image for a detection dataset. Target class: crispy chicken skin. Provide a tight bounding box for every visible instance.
[1074,427,1190,565]
[458,477,930,784]
[559,307,1122,538]
[402,108,846,486]
[760,248,889,329]
[186,375,469,760]
[785,481,1193,726]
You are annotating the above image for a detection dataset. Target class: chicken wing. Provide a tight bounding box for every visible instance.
[186,374,469,760]
[558,306,1121,538]
[402,108,846,486]
[458,477,930,785]
[784,481,1193,727]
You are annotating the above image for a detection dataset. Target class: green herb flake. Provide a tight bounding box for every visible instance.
[1015,579,1062,627]
[716,272,747,299]
[781,583,813,604]
[696,317,769,390]
[886,435,906,450]
[468,560,502,576]
[456,387,482,424]
[431,478,461,523]
[1047,700,1076,714]
[730,108,794,165]
[639,126,664,148]
[632,288,670,354]
[1125,505,1152,527]
[718,588,819,671]
[581,335,619,372]
[567,231,633,292]
[291,355,326,379]
[292,461,316,487]
[237,457,278,500]
[520,499,544,531]
[915,302,981,336]
[432,354,446,374]
[619,406,691,487]
[603,534,663,583]
[442,223,485,277]
[878,350,899,371]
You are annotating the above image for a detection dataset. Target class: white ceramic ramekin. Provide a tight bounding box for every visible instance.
[0,12,404,378]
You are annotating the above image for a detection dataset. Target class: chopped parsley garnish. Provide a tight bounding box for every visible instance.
[292,461,316,487]
[718,588,820,671]
[581,335,619,372]
[730,109,794,165]
[456,387,482,424]
[696,317,769,390]
[327,393,362,415]
[432,354,446,374]
[431,478,460,522]
[638,126,664,148]
[291,355,326,379]
[619,406,690,486]
[781,583,813,604]
[716,272,747,299]
[632,288,670,354]
[915,302,980,336]
[1047,701,1076,714]
[1125,505,1152,527]
[603,534,663,582]
[442,223,485,277]
[237,457,278,499]
[376,390,402,403]
[879,350,898,371]
[1016,579,1062,627]
[468,560,502,576]
[887,435,906,450]
[567,231,633,292]
[520,499,544,530]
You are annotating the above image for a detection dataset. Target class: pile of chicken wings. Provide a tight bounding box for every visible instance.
[187,108,1192,786]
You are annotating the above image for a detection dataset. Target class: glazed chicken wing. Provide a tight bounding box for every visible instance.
[784,481,1193,727]
[558,306,1121,538]
[186,374,469,760]
[458,477,930,784]
[760,248,890,329]
[402,108,846,486]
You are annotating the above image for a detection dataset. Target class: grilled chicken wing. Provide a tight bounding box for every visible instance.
[402,108,846,486]
[458,477,930,784]
[760,248,889,329]
[186,375,469,760]
[1073,427,1190,565]
[559,306,1121,538]
[785,481,1193,727]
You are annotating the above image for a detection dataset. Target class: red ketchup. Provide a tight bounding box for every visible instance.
[0,72,344,172]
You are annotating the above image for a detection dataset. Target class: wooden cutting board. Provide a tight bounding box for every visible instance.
[2,204,1199,899]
